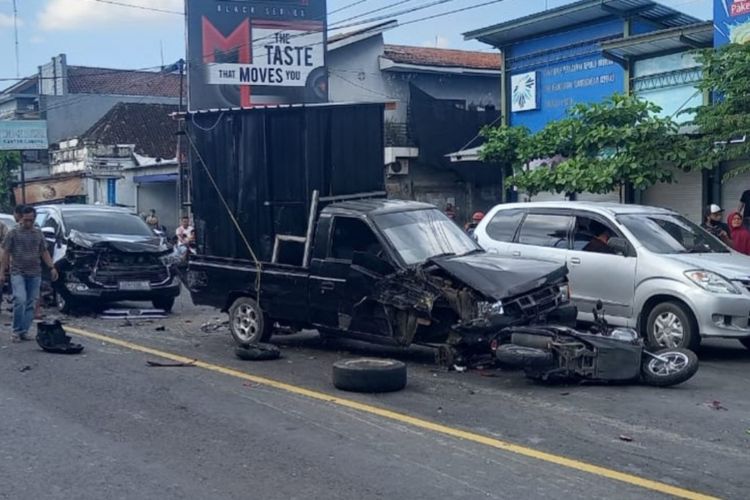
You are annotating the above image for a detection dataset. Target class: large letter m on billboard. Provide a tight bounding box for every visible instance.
[202,17,252,106]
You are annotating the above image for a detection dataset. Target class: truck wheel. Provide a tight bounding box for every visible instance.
[740,338,750,351]
[229,297,272,347]
[645,301,699,351]
[152,297,175,313]
[332,358,407,393]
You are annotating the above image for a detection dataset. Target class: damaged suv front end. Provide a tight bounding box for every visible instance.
[37,206,181,313]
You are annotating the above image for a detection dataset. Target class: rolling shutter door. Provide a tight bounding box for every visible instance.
[525,191,567,202]
[720,163,750,215]
[642,169,703,223]
[575,191,620,203]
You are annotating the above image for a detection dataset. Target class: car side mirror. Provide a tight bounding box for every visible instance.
[607,237,629,256]
[41,227,56,242]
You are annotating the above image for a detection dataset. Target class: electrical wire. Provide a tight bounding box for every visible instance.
[93,0,183,15]
[329,0,370,16]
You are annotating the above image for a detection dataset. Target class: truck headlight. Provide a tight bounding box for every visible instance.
[685,270,739,295]
[477,300,504,318]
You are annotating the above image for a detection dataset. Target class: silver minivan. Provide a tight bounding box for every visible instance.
[474,202,750,351]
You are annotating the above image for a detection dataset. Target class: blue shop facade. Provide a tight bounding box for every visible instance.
[465,0,748,222]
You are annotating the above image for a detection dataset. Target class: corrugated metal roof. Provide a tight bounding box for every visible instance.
[600,21,713,60]
[464,0,702,47]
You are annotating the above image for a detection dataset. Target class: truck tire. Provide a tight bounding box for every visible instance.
[332,358,407,393]
[496,344,554,369]
[740,338,750,351]
[645,301,699,351]
[229,296,272,347]
[235,343,281,361]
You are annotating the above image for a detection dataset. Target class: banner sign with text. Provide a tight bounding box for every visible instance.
[0,120,48,150]
[715,0,750,45]
[186,0,328,111]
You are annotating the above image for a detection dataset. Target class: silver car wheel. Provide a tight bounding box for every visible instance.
[653,312,684,348]
[232,303,260,343]
[647,351,689,376]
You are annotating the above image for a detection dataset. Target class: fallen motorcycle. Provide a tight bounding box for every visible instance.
[493,303,698,387]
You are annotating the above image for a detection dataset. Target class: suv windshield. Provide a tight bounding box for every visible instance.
[63,211,154,237]
[619,214,730,254]
[374,209,480,265]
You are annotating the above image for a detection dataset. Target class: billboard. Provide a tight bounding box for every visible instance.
[0,120,48,150]
[715,0,750,45]
[186,0,328,111]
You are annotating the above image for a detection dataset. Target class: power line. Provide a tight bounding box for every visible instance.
[341,0,417,23]
[93,0,183,15]
[329,0,370,16]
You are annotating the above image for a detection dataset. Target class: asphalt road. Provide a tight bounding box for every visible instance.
[1,294,749,499]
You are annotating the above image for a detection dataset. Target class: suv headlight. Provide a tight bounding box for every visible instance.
[685,270,740,294]
[477,300,504,318]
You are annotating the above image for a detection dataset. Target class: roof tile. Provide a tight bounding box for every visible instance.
[382,44,502,70]
[68,66,183,98]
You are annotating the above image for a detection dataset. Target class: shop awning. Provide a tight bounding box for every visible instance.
[134,173,178,184]
[601,21,713,64]
[14,175,84,204]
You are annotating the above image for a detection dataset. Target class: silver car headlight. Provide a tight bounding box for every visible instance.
[559,283,571,302]
[685,270,740,295]
[477,300,504,318]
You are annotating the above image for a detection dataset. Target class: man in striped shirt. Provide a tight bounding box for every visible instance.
[0,206,58,342]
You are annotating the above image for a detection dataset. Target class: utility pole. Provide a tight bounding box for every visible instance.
[175,59,187,218]
[12,0,20,78]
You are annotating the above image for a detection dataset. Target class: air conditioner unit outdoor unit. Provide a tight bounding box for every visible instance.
[387,158,409,176]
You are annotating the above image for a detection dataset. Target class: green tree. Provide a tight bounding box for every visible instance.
[687,43,750,179]
[0,152,20,212]
[481,94,690,201]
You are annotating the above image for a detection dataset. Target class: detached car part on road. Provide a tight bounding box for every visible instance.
[188,199,575,362]
[35,205,180,313]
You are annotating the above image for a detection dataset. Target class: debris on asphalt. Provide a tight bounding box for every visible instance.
[146,359,196,368]
[453,365,467,373]
[19,365,32,373]
[235,343,281,361]
[101,309,167,320]
[618,435,634,442]
[559,392,571,396]
[478,371,499,378]
[36,321,84,355]
[155,325,166,332]
[200,319,228,333]
[705,400,728,411]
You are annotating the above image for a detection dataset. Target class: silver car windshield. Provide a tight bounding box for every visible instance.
[619,214,730,254]
[374,209,480,265]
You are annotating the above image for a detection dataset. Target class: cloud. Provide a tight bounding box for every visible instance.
[421,35,451,49]
[39,0,182,31]
[0,12,22,28]
[30,35,46,44]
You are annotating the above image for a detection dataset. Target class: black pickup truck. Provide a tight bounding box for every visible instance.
[187,199,574,361]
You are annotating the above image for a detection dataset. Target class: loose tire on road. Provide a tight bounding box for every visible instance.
[332,358,407,393]
[645,301,699,351]
[641,348,699,387]
[235,343,281,361]
[228,296,272,347]
[496,344,554,369]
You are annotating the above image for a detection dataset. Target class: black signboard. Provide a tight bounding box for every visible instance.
[186,0,328,111]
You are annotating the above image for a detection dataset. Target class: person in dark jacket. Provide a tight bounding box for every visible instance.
[702,204,731,245]
[728,211,750,255]
[583,225,616,254]
[739,190,750,224]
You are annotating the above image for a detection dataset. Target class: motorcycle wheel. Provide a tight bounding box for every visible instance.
[641,348,699,387]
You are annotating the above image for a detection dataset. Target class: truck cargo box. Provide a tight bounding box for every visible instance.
[186,103,385,261]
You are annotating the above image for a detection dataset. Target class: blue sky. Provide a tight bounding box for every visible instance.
[0,0,713,82]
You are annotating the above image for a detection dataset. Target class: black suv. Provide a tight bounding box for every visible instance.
[35,205,180,312]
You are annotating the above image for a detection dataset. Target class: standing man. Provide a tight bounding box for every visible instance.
[702,204,731,245]
[175,216,194,245]
[0,206,58,342]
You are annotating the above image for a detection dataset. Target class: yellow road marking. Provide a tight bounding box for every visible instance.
[67,326,717,500]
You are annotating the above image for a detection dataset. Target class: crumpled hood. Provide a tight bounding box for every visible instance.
[671,253,750,280]
[68,229,169,254]
[428,253,567,301]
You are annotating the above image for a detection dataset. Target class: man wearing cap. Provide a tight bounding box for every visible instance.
[703,204,731,245]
